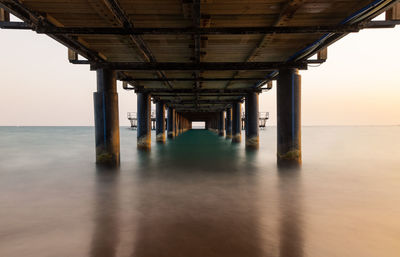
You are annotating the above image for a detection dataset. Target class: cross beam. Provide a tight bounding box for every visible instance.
[165,100,243,104]
[2,21,400,34]
[136,88,261,94]
[122,77,268,82]
[91,61,308,71]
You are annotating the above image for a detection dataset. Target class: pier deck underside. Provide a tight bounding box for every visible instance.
[1,0,397,113]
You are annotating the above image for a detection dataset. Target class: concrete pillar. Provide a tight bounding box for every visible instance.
[179,115,183,134]
[156,102,166,143]
[93,69,120,166]
[277,68,301,165]
[177,111,179,136]
[174,111,179,137]
[244,98,248,132]
[137,92,151,150]
[215,115,218,133]
[218,111,225,136]
[232,102,242,143]
[226,108,232,139]
[167,107,175,139]
[212,116,216,133]
[245,92,259,149]
[180,114,183,133]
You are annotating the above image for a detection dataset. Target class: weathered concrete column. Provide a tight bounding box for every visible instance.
[93,69,120,166]
[167,107,175,139]
[181,115,184,133]
[277,68,301,165]
[226,108,232,139]
[173,110,178,137]
[232,102,242,143]
[176,112,180,136]
[218,111,225,136]
[156,101,166,143]
[137,92,151,150]
[183,117,187,132]
[179,115,183,134]
[245,92,259,149]
[212,116,217,133]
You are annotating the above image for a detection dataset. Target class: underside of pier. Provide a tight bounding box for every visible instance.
[1,0,399,165]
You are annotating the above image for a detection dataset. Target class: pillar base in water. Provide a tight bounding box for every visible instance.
[218,131,225,137]
[96,147,120,166]
[137,135,151,150]
[277,150,302,166]
[156,133,166,143]
[245,136,259,149]
[167,132,175,139]
[232,134,241,143]
[226,133,232,139]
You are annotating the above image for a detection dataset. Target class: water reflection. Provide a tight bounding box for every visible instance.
[130,130,263,257]
[278,167,303,257]
[90,168,120,257]
[152,130,242,172]
[89,131,304,257]
[1,127,399,257]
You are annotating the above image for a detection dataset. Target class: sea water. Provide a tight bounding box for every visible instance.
[0,126,399,257]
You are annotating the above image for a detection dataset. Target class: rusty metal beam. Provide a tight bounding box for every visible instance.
[153,94,248,96]
[192,0,201,108]
[136,88,261,94]
[121,77,268,82]
[91,61,308,71]
[0,1,105,63]
[102,0,174,90]
[165,99,243,104]
[224,0,305,90]
[5,22,400,34]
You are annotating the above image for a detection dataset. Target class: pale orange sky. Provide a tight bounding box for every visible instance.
[0,16,399,126]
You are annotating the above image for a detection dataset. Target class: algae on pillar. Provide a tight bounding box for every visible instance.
[232,102,242,143]
[93,69,120,166]
[277,68,301,165]
[137,92,151,150]
[245,92,259,149]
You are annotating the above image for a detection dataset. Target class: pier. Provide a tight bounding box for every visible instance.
[1,0,399,166]
[128,111,269,131]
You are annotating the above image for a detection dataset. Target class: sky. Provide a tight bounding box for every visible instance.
[0,16,399,126]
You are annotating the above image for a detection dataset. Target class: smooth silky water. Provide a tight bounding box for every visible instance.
[0,126,399,257]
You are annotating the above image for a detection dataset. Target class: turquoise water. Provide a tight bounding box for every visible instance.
[0,127,400,256]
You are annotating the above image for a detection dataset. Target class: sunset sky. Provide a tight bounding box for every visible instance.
[0,15,399,126]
